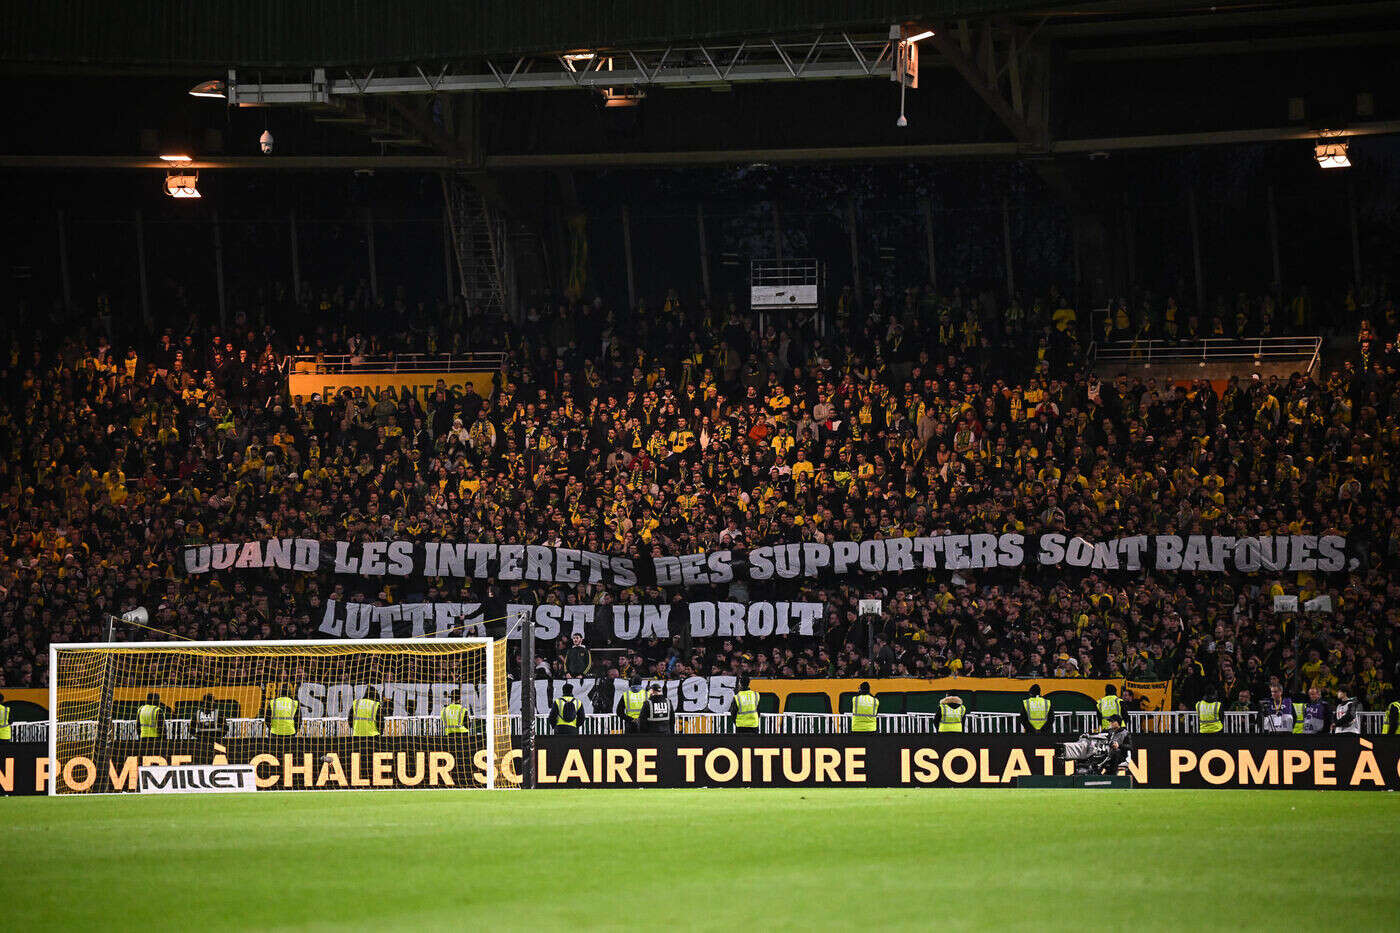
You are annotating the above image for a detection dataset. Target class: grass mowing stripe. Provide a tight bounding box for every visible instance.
[2,789,1395,931]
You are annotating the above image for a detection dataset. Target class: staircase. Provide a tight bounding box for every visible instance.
[442,174,507,322]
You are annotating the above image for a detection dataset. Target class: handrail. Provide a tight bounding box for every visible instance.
[28,708,1389,741]
[1092,336,1323,373]
[288,352,505,375]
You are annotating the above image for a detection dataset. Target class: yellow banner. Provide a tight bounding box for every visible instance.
[752,677,1172,714]
[287,371,497,402]
[3,687,269,719]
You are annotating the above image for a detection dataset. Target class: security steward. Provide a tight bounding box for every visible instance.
[616,676,649,734]
[191,693,227,763]
[348,686,385,747]
[0,691,10,742]
[1097,684,1123,729]
[937,694,966,732]
[137,691,165,752]
[851,681,879,733]
[1021,684,1051,734]
[731,675,761,734]
[440,699,470,736]
[549,684,584,735]
[1384,697,1400,735]
[440,696,470,760]
[265,684,302,760]
[1196,689,1223,735]
[641,683,674,734]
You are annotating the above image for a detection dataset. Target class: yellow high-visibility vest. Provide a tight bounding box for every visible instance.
[352,698,381,737]
[1196,700,1222,734]
[734,690,760,728]
[1385,701,1400,734]
[622,689,647,720]
[1023,696,1050,731]
[137,704,161,738]
[552,697,579,728]
[939,700,965,732]
[1292,702,1305,734]
[851,694,879,732]
[1097,695,1122,722]
[441,703,468,734]
[0,702,10,740]
[268,696,298,736]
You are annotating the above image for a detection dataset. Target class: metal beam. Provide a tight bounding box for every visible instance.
[0,155,465,169]
[5,120,1399,172]
[926,24,1044,149]
[222,35,896,102]
[1043,1,1400,39]
[1050,121,1400,152]
[1067,29,1400,62]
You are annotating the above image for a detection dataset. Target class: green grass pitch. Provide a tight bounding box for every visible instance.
[2,789,1396,930]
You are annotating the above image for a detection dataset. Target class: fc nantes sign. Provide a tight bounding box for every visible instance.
[286,370,497,403]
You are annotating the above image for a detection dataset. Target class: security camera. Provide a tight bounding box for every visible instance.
[259,130,274,154]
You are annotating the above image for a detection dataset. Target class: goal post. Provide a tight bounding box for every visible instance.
[47,638,516,795]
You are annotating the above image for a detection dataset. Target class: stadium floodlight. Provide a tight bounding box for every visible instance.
[891,25,923,126]
[562,51,596,72]
[1315,140,1350,169]
[602,88,645,108]
[159,153,193,162]
[188,79,227,99]
[164,171,201,198]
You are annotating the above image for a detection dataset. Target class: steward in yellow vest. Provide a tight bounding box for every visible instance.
[617,677,649,734]
[1097,686,1123,728]
[732,675,762,733]
[1384,700,1400,735]
[550,684,583,735]
[1021,684,1051,733]
[938,695,965,732]
[349,687,383,738]
[266,686,301,738]
[1196,691,1223,734]
[0,692,10,741]
[441,702,469,735]
[851,682,879,733]
[137,692,165,740]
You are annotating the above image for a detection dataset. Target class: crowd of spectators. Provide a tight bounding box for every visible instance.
[2,274,1398,715]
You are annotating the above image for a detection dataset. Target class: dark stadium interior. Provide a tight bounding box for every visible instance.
[2,1,1400,729]
[5,5,1400,930]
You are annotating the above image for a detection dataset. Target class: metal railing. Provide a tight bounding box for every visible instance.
[21,709,1391,742]
[1090,336,1323,374]
[287,352,505,375]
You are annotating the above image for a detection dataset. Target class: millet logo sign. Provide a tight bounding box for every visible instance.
[138,764,258,794]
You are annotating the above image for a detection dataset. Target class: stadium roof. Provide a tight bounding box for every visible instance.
[1,0,1395,173]
[3,1,1063,70]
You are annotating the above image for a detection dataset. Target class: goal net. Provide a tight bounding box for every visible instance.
[48,638,516,795]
